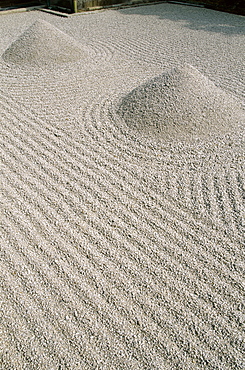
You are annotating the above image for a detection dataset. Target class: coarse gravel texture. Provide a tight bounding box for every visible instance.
[2,20,87,67]
[0,3,245,370]
[117,64,244,139]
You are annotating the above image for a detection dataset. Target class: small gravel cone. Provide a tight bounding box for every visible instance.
[2,20,86,67]
[117,65,244,139]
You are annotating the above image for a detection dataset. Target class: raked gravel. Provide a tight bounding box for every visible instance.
[0,4,245,370]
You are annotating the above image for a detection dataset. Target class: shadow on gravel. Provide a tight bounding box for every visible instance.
[118,3,245,36]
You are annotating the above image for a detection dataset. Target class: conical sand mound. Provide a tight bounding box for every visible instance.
[117,65,244,138]
[2,20,85,67]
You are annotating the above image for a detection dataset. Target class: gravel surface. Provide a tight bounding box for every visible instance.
[0,4,244,370]
[2,20,86,67]
[117,64,244,139]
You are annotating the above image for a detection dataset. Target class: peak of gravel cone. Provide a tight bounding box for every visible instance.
[117,65,244,139]
[2,20,85,67]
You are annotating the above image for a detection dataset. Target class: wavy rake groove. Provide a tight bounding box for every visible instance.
[1,80,245,370]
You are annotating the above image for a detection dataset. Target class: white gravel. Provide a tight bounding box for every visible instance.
[2,19,86,67]
[0,4,244,370]
[117,64,244,139]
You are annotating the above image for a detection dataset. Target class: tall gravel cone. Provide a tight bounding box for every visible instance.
[117,65,244,139]
[2,20,86,67]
